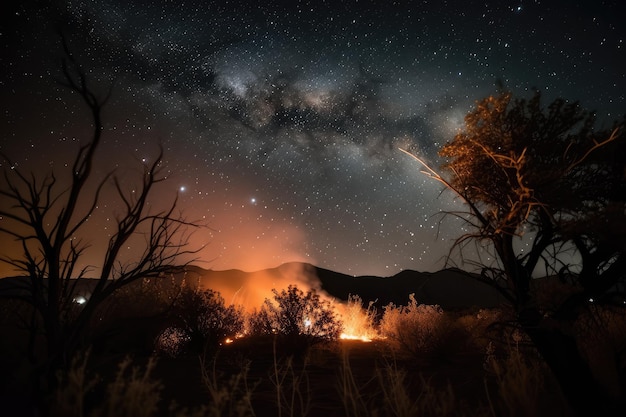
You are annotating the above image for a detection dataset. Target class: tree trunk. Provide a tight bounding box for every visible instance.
[522,320,622,417]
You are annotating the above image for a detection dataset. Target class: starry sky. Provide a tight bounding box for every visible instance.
[1,0,624,277]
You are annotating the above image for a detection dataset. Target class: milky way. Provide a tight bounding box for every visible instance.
[1,0,624,276]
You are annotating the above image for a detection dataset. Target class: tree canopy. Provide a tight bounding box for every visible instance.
[419,90,625,416]
[435,91,625,309]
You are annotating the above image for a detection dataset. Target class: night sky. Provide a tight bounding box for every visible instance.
[1,0,624,277]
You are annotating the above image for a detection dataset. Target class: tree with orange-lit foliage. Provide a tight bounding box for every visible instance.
[407,90,625,416]
[0,37,201,401]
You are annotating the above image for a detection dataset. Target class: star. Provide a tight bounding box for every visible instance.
[0,0,623,276]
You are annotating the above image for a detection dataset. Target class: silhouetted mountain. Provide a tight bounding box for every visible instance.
[311,265,505,309]
[184,262,505,310]
[0,263,506,310]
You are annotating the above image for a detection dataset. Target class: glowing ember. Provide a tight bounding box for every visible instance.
[223,333,245,345]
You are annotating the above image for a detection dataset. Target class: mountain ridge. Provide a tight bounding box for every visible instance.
[179,262,505,310]
[0,262,506,310]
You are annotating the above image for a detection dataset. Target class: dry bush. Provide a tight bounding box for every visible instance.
[337,350,370,417]
[575,305,626,399]
[456,308,503,351]
[156,286,244,356]
[338,294,379,341]
[51,352,100,417]
[95,357,163,417]
[337,352,483,417]
[380,294,464,360]
[51,353,163,417]
[248,285,342,354]
[484,344,567,417]
[51,351,259,417]
[270,342,312,417]
[199,354,257,417]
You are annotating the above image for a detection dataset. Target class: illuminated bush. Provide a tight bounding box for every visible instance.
[156,287,244,355]
[249,285,342,351]
[380,294,461,359]
[338,294,379,341]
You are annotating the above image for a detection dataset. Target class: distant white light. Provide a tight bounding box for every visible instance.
[250,197,257,204]
[179,186,186,192]
[588,298,594,303]
[74,296,87,305]
[303,318,311,328]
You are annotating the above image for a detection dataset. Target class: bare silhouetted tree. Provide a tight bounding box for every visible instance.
[0,38,200,393]
[405,90,625,416]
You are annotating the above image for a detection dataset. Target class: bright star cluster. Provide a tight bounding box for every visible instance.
[1,0,624,276]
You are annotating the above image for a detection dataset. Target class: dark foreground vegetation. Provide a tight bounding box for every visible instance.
[1,278,625,417]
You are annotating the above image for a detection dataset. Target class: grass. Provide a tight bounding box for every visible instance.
[6,285,610,417]
[46,331,577,417]
[270,341,311,417]
[199,353,257,417]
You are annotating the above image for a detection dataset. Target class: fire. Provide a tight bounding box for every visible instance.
[339,333,374,343]
[219,295,380,345]
[223,333,245,345]
[336,294,379,343]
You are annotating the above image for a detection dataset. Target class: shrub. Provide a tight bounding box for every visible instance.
[200,355,257,417]
[249,285,342,353]
[456,308,503,351]
[338,353,484,417]
[51,353,163,417]
[88,279,178,355]
[338,294,379,341]
[484,344,566,417]
[575,305,626,398]
[157,287,244,356]
[380,294,461,359]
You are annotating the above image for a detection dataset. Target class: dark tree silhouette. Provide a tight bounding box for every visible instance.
[405,91,625,416]
[250,285,342,353]
[0,39,200,392]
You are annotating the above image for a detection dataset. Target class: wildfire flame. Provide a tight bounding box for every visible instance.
[336,294,379,343]
[222,333,245,345]
[219,296,379,345]
[339,333,374,343]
